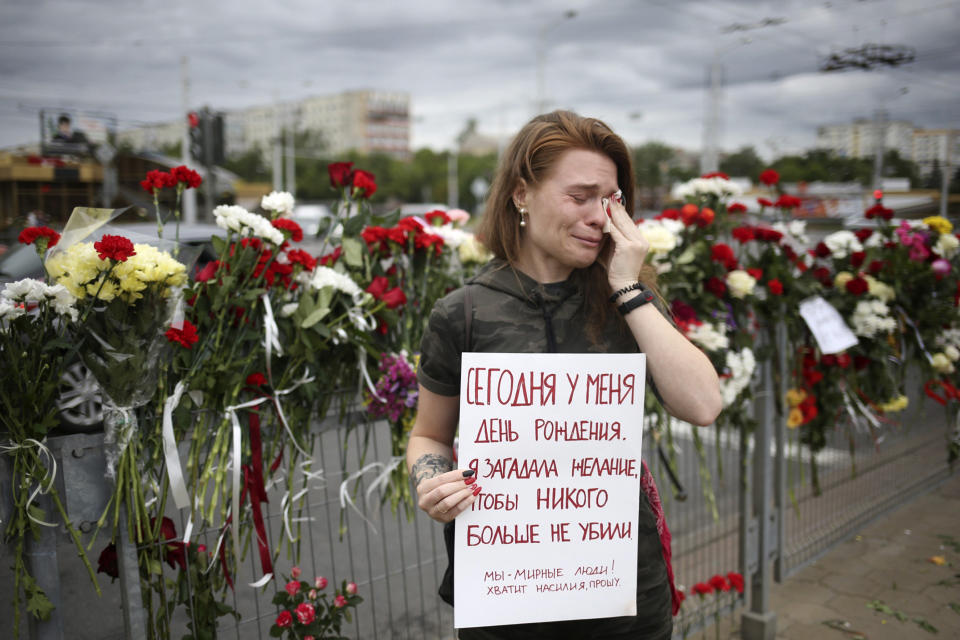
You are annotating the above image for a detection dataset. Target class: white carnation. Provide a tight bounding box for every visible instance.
[0,298,25,322]
[214,205,285,245]
[671,176,743,201]
[261,191,295,216]
[772,220,808,245]
[299,266,363,298]
[430,225,471,249]
[934,233,959,258]
[686,322,729,352]
[851,299,896,338]
[720,347,756,407]
[823,230,863,259]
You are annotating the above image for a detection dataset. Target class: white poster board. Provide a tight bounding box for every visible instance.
[454,352,646,628]
[798,296,859,354]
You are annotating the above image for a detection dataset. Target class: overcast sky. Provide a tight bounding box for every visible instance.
[1,0,958,160]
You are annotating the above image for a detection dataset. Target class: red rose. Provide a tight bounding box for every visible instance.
[732,226,755,243]
[775,194,802,209]
[850,251,866,268]
[803,369,824,386]
[328,162,354,188]
[865,203,893,220]
[726,572,745,594]
[382,286,407,309]
[315,576,328,590]
[867,260,885,275]
[757,197,774,208]
[171,165,202,189]
[94,235,136,262]
[275,610,293,628]
[854,228,873,243]
[836,353,851,368]
[708,574,730,592]
[759,168,780,186]
[782,244,797,260]
[680,203,699,226]
[246,372,267,387]
[845,276,868,295]
[821,354,837,367]
[97,543,119,579]
[657,208,680,220]
[705,276,727,297]
[352,169,377,198]
[287,248,317,271]
[747,268,763,280]
[711,243,738,270]
[272,218,303,243]
[319,247,342,266]
[755,227,783,243]
[18,226,60,251]
[802,403,819,421]
[813,266,832,286]
[424,210,450,226]
[346,582,358,595]
[767,278,783,295]
[814,242,831,258]
[366,276,390,300]
[295,602,316,625]
[165,320,199,349]
[727,202,747,213]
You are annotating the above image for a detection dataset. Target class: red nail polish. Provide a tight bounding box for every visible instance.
[472,485,482,496]
[464,476,476,486]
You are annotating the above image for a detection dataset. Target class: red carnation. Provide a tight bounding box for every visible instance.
[140,169,177,192]
[767,278,784,295]
[195,260,221,282]
[352,169,377,198]
[381,286,407,309]
[854,228,873,243]
[850,251,866,268]
[680,203,699,226]
[867,260,885,275]
[821,354,837,367]
[328,162,354,188]
[836,353,851,368]
[670,299,699,325]
[18,226,60,252]
[845,276,868,296]
[711,243,738,270]
[319,247,342,266]
[747,268,763,280]
[165,320,199,349]
[246,372,267,387]
[732,226,755,243]
[708,574,730,592]
[275,610,293,628]
[726,572,745,593]
[295,602,316,625]
[698,207,715,227]
[287,248,317,271]
[814,242,831,258]
[424,210,451,226]
[366,276,390,300]
[755,227,783,243]
[775,194,802,209]
[657,208,680,220]
[272,217,303,243]
[692,582,714,597]
[705,276,727,297]
[727,202,747,213]
[170,165,202,189]
[701,171,730,180]
[94,234,136,262]
[759,168,780,186]
[757,197,774,208]
[865,203,893,220]
[812,267,832,286]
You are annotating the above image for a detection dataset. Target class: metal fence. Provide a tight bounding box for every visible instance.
[1,372,953,640]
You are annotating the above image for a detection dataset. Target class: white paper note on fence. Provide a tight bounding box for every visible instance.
[798,296,859,354]
[454,352,646,628]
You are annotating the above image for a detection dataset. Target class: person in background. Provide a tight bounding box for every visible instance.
[406,110,722,639]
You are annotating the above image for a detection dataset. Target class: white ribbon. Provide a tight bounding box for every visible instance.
[358,347,385,402]
[0,438,58,527]
[338,462,382,534]
[162,380,191,510]
[262,296,282,382]
[364,455,405,506]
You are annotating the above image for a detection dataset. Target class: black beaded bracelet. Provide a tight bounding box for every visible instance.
[617,288,655,316]
[608,282,644,303]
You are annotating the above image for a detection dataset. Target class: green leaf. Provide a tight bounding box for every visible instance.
[268,626,283,638]
[301,307,330,329]
[341,215,366,237]
[341,237,365,269]
[212,235,227,256]
[913,617,938,634]
[23,576,54,621]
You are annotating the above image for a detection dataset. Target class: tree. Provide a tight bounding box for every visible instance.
[223,146,270,183]
[719,146,764,180]
[924,159,942,190]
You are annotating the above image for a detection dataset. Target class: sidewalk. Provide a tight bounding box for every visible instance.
[711,472,960,639]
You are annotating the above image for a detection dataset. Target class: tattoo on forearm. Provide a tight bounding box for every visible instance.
[412,454,452,487]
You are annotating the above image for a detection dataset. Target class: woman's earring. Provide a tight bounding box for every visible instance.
[519,207,528,228]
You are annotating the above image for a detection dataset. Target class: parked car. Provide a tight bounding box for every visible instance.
[0,222,226,431]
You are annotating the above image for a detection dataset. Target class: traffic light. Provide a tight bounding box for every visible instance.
[187,109,225,166]
[188,111,204,162]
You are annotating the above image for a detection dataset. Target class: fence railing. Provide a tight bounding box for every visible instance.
[1,367,953,640]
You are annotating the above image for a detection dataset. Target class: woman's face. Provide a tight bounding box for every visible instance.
[514,148,619,281]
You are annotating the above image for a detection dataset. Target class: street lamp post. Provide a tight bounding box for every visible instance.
[536,9,577,114]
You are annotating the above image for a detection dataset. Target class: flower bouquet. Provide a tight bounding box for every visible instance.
[270,568,362,640]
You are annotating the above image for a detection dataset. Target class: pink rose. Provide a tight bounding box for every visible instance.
[291,567,301,579]
[308,589,317,599]
[333,595,348,608]
[285,580,300,598]
[932,258,951,276]
[275,610,293,628]
[315,576,328,590]
[346,582,358,595]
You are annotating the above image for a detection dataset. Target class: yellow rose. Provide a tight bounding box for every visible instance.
[922,216,953,235]
[786,388,807,407]
[787,408,804,428]
[931,352,955,374]
[726,270,757,299]
[639,225,678,254]
[458,235,492,265]
[834,271,853,289]
[863,275,895,303]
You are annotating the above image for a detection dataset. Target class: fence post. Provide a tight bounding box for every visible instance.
[117,507,147,638]
[774,323,787,583]
[741,325,778,640]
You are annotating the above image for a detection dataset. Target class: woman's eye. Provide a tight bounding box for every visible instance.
[570,194,587,204]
